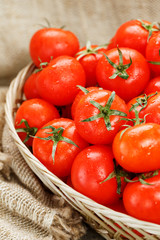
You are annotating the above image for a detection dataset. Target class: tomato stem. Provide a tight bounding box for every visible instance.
[103,47,132,80]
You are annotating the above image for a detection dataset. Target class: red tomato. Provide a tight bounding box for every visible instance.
[75,43,107,87]
[24,71,41,99]
[146,32,160,76]
[123,170,160,224]
[144,76,160,94]
[96,47,150,102]
[114,19,159,55]
[71,86,101,119]
[66,175,74,188]
[29,28,79,67]
[15,98,60,146]
[74,89,129,144]
[109,199,127,214]
[113,123,160,173]
[36,56,86,106]
[32,118,89,178]
[127,92,160,125]
[71,145,121,205]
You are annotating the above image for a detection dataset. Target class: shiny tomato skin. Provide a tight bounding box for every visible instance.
[123,171,160,224]
[144,76,160,94]
[128,92,160,125]
[146,32,160,76]
[113,123,160,173]
[36,56,86,106]
[71,145,120,205]
[114,20,158,56]
[96,48,150,102]
[32,118,89,178]
[30,28,80,67]
[71,86,101,119]
[15,98,60,146]
[74,89,129,145]
[24,71,41,100]
[76,45,107,87]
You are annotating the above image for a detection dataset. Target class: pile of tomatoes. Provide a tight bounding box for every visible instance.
[15,19,160,225]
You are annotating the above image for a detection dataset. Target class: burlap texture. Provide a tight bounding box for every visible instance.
[1,0,160,85]
[0,88,87,240]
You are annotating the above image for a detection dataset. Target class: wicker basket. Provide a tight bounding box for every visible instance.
[5,63,160,240]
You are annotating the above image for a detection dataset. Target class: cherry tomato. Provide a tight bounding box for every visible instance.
[123,170,160,224]
[144,76,160,94]
[36,56,86,106]
[29,28,80,67]
[32,118,89,178]
[75,42,107,87]
[71,145,121,205]
[109,199,127,214]
[74,89,129,144]
[15,98,60,146]
[113,123,160,173]
[24,71,41,100]
[146,32,160,76]
[96,47,150,102]
[114,19,159,55]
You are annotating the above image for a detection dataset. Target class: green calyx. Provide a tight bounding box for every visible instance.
[81,91,127,131]
[76,40,108,60]
[138,19,159,42]
[16,119,38,143]
[35,125,79,164]
[104,47,132,80]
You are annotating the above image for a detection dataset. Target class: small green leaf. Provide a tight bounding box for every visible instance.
[90,100,102,110]
[148,61,160,65]
[105,91,115,109]
[104,117,112,131]
[62,136,79,148]
[76,85,89,94]
[110,109,127,117]
[103,53,118,69]
[100,171,116,184]
[81,113,103,122]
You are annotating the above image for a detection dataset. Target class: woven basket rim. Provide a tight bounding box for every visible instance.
[4,62,160,240]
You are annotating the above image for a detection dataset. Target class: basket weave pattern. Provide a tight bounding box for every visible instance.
[5,63,160,240]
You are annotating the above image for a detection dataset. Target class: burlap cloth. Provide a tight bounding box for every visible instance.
[0,87,88,240]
